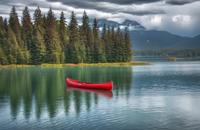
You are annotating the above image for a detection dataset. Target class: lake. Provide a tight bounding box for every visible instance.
[0,61,200,130]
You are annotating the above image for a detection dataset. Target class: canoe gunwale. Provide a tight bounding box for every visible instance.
[66,78,113,90]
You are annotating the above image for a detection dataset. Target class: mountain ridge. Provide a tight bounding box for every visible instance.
[96,19,200,50]
[130,30,200,50]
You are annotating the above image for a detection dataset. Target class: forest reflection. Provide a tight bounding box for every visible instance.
[0,67,133,119]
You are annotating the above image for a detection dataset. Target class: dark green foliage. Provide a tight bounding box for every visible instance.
[44,8,63,63]
[31,6,46,64]
[66,11,78,63]
[101,25,132,62]
[9,6,27,64]
[59,11,67,48]
[68,11,86,63]
[3,19,8,32]
[124,27,132,61]
[59,11,68,63]
[22,7,32,63]
[134,49,200,58]
[80,11,91,63]
[9,6,20,36]
[115,27,125,62]
[92,18,106,63]
[110,26,116,62]
[105,25,113,62]
[0,47,7,64]
[6,26,22,64]
[22,7,32,50]
[101,24,107,62]
[0,17,8,64]
[0,7,132,65]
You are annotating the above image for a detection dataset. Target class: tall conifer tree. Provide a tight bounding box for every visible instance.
[68,11,85,63]
[106,26,112,62]
[31,6,46,64]
[22,6,32,63]
[0,17,8,64]
[9,6,26,63]
[80,11,91,62]
[9,6,20,37]
[44,8,62,63]
[124,27,132,61]
[93,18,106,62]
[59,11,68,63]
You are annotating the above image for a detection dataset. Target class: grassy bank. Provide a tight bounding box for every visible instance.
[41,61,149,68]
[0,64,35,69]
[0,61,149,69]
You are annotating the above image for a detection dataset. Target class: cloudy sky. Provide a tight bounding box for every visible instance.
[0,0,200,37]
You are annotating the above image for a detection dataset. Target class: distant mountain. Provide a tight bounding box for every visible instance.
[130,30,200,50]
[96,19,200,50]
[121,20,145,30]
[97,19,145,30]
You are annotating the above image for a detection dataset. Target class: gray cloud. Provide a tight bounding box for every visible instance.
[123,9,166,16]
[47,0,161,5]
[44,0,165,16]
[47,0,200,5]
[166,0,200,5]
[0,0,198,17]
[0,0,199,36]
[88,0,160,4]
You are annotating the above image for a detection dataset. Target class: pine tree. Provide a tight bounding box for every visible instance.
[93,18,106,62]
[92,18,99,63]
[101,24,107,62]
[124,27,132,62]
[22,6,32,63]
[9,6,20,37]
[105,25,112,62]
[81,11,90,44]
[59,11,68,63]
[31,28,41,64]
[80,11,91,63]
[114,27,124,62]
[9,6,26,64]
[22,7,32,50]
[44,8,62,63]
[110,26,116,62]
[68,11,85,63]
[31,7,46,64]
[0,17,8,64]
[6,26,24,64]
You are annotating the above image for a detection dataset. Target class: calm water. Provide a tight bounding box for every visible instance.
[0,61,200,130]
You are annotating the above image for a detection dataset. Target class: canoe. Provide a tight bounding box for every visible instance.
[66,78,113,90]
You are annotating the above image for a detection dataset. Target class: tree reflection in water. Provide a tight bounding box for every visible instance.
[0,66,133,119]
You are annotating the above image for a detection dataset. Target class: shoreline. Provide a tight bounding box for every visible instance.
[0,61,149,69]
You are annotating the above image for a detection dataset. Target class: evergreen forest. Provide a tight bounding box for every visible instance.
[0,6,132,65]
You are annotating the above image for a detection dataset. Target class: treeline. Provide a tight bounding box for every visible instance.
[134,49,200,58]
[0,6,132,65]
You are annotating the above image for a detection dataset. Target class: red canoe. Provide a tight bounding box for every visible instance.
[66,78,113,90]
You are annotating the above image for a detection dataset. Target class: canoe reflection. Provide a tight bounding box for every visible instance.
[67,87,113,99]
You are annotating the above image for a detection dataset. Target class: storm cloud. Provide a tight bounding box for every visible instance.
[47,0,200,5]
[165,0,200,5]
[0,0,199,36]
[47,0,161,5]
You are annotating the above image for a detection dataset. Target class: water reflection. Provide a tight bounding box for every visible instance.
[67,87,113,99]
[0,67,132,119]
